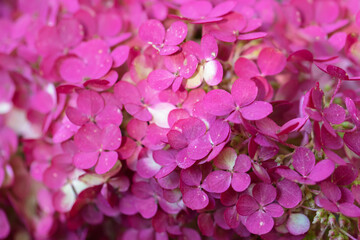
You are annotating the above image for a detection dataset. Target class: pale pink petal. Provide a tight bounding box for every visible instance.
[73,151,98,169]
[203,60,223,86]
[202,170,232,193]
[214,147,237,170]
[286,213,310,235]
[240,101,273,120]
[258,47,287,76]
[137,154,161,179]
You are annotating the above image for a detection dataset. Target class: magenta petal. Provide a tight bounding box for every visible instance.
[237,32,267,40]
[43,167,67,189]
[203,60,223,86]
[164,21,187,46]
[203,89,235,116]
[231,172,251,192]
[182,117,207,141]
[111,45,130,68]
[286,213,310,236]
[344,131,360,156]
[258,47,286,76]
[114,81,140,104]
[208,1,236,18]
[139,20,165,44]
[264,203,283,217]
[252,183,276,206]
[95,151,118,174]
[147,69,175,91]
[292,147,315,177]
[245,211,274,235]
[324,148,346,165]
[183,187,209,210]
[135,197,158,219]
[167,130,188,149]
[339,203,360,217]
[213,147,237,170]
[74,123,101,151]
[333,165,358,185]
[202,170,231,193]
[0,209,10,239]
[276,179,302,208]
[321,181,341,202]
[180,165,202,186]
[307,159,335,182]
[59,57,86,83]
[323,103,346,124]
[187,134,212,160]
[236,194,259,216]
[198,213,215,236]
[231,79,258,107]
[321,126,343,150]
[180,1,212,20]
[240,101,273,120]
[95,105,123,128]
[176,149,196,169]
[66,106,88,126]
[159,45,180,55]
[224,205,241,228]
[101,124,122,151]
[73,151,98,169]
[209,120,230,145]
[157,171,180,190]
[201,34,218,60]
[234,58,260,80]
[77,90,105,116]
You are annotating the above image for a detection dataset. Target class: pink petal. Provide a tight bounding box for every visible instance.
[187,134,212,160]
[209,120,230,145]
[264,203,283,217]
[234,58,260,80]
[164,21,187,46]
[159,45,180,55]
[258,47,287,76]
[292,147,315,177]
[114,81,141,104]
[95,104,123,128]
[234,154,252,173]
[286,213,310,235]
[252,183,276,206]
[57,17,84,47]
[307,159,335,182]
[213,147,237,170]
[111,45,129,68]
[276,179,302,208]
[231,79,258,107]
[182,117,207,141]
[179,54,198,78]
[202,170,231,193]
[180,1,213,20]
[74,123,101,151]
[180,165,202,186]
[224,205,241,228]
[324,148,346,165]
[252,163,271,183]
[95,151,118,174]
[135,197,158,219]
[245,211,274,235]
[77,90,105,116]
[240,101,273,120]
[277,117,308,135]
[157,171,180,190]
[231,172,251,192]
[203,60,223,86]
[203,89,235,116]
[315,0,339,24]
[344,131,360,156]
[321,125,343,150]
[137,154,161,179]
[101,124,122,151]
[182,187,209,210]
[139,20,165,44]
[333,165,358,185]
[198,213,215,236]
[236,194,259,216]
[147,69,175,91]
[43,166,67,189]
[97,12,122,37]
[167,130,188,149]
[321,181,341,202]
[73,151,98,170]
[237,32,267,40]
[0,209,10,239]
[201,34,218,60]
[127,118,148,141]
[59,57,86,83]
[208,1,236,18]
[339,203,360,217]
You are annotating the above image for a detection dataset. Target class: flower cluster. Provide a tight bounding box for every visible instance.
[1,0,360,239]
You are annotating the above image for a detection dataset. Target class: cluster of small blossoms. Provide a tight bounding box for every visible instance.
[1,0,360,239]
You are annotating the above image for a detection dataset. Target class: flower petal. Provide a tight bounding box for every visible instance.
[202,170,232,193]
[240,101,273,120]
[95,151,118,174]
[258,47,286,76]
[286,213,310,235]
